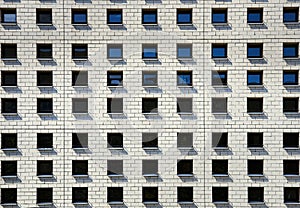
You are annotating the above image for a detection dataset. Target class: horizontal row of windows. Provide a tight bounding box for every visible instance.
[1,187,300,205]
[1,70,299,88]
[1,132,299,150]
[1,7,299,26]
[0,97,299,115]
[1,43,299,60]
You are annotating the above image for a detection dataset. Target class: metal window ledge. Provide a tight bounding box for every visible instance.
[37,202,53,206]
[2,175,18,179]
[108,174,124,177]
[143,201,159,205]
[213,174,229,177]
[73,174,89,178]
[143,174,159,177]
[177,174,193,177]
[108,201,124,205]
[37,175,54,178]
[1,148,18,151]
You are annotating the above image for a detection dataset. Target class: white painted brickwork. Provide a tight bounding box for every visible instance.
[0,0,299,207]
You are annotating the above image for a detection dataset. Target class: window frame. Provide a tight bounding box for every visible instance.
[283,7,299,23]
[1,71,17,87]
[1,8,17,24]
[142,9,158,25]
[283,43,299,59]
[177,9,193,25]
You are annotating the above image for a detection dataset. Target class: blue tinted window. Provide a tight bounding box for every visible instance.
[107,71,123,86]
[212,45,227,58]
[248,9,263,23]
[247,71,262,85]
[283,71,298,85]
[212,10,227,23]
[3,14,16,23]
[72,10,87,24]
[177,10,192,24]
[247,44,262,58]
[143,72,157,86]
[178,46,192,58]
[143,46,157,59]
[108,10,122,24]
[283,44,298,58]
[108,46,122,59]
[177,71,192,86]
[284,8,298,22]
[142,10,157,24]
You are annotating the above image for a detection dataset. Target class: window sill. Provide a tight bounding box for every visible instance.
[37,202,53,206]
[177,57,193,61]
[284,202,300,205]
[284,112,299,115]
[73,147,89,150]
[248,112,264,115]
[284,174,300,177]
[1,22,17,26]
[142,112,159,115]
[2,113,18,116]
[213,147,229,150]
[72,23,88,26]
[108,147,124,150]
[73,85,89,88]
[142,23,158,26]
[248,22,264,25]
[178,146,194,150]
[283,57,299,60]
[37,112,54,115]
[212,112,228,115]
[72,174,89,178]
[108,201,124,205]
[143,173,159,177]
[38,148,54,151]
[212,85,228,88]
[284,147,299,150]
[212,57,228,61]
[178,201,194,205]
[72,58,88,61]
[248,57,264,60]
[1,58,18,61]
[248,146,264,150]
[108,112,124,115]
[2,175,18,179]
[284,22,299,25]
[107,85,123,88]
[247,84,264,88]
[212,22,228,26]
[143,201,159,205]
[37,23,53,26]
[2,85,18,88]
[177,173,194,177]
[143,85,159,88]
[177,112,193,115]
[177,85,193,88]
[213,201,229,205]
[73,202,89,206]
[212,174,229,177]
[37,58,53,61]
[73,112,89,115]
[177,23,193,26]
[107,57,123,61]
[1,203,18,206]
[142,58,159,61]
[37,174,54,178]
[38,85,53,88]
[1,148,18,151]
[108,174,124,177]
[143,147,159,150]
[249,201,265,205]
[248,174,264,177]
[283,84,299,88]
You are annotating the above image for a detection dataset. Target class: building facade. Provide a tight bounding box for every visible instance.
[0,0,299,207]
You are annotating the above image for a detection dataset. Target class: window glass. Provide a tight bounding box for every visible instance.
[212,160,228,175]
[142,71,157,86]
[212,44,227,58]
[1,71,17,86]
[72,160,88,175]
[283,133,299,148]
[212,98,227,113]
[1,44,17,59]
[177,133,193,148]
[248,160,263,175]
[247,71,262,85]
[72,71,88,86]
[142,133,158,148]
[107,187,123,202]
[2,98,17,114]
[248,44,263,58]
[72,98,88,113]
[107,71,123,86]
[177,160,193,174]
[284,188,299,203]
[283,44,298,58]
[284,160,299,175]
[248,133,263,148]
[142,10,157,24]
[108,10,122,24]
[248,187,264,203]
[283,8,299,22]
[37,9,52,24]
[177,9,192,24]
[212,71,227,86]
[72,10,87,24]
[1,9,16,23]
[247,98,263,113]
[37,160,53,175]
[247,9,263,23]
[37,133,53,149]
[177,98,192,113]
[72,133,88,148]
[212,187,228,202]
[142,187,158,202]
[178,187,193,202]
[107,133,123,148]
[1,133,17,149]
[283,71,298,85]
[107,160,123,175]
[177,71,192,86]
[1,161,17,176]
[142,98,158,113]
[283,98,299,113]
[142,45,157,59]
[177,45,192,58]
[212,133,228,148]
[37,98,53,113]
[37,188,53,204]
[72,44,88,59]
[1,188,17,204]
[72,188,88,203]
[212,9,227,23]
[142,160,158,175]
[107,98,123,113]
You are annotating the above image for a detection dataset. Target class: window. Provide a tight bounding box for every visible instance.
[248,187,264,203]
[212,160,228,176]
[37,98,53,114]
[37,133,53,149]
[1,188,17,205]
[247,8,263,24]
[37,160,53,176]
[177,98,192,114]
[283,8,299,23]
[107,160,123,176]
[72,71,88,86]
[142,160,158,176]
[37,188,53,204]
[283,97,299,113]
[177,71,192,86]
[247,98,263,113]
[177,160,193,175]
[1,133,17,150]
[72,9,87,24]
[107,71,123,87]
[1,161,17,177]
[283,71,298,85]
[37,44,52,59]
[72,187,88,204]
[72,98,88,114]
[37,71,53,87]
[107,133,123,148]
[212,44,227,59]
[1,44,17,59]
[142,71,157,87]
[142,187,158,203]
[107,187,123,204]
[142,44,157,59]
[142,98,158,114]
[177,9,192,24]
[36,9,52,24]
[247,71,263,85]
[248,160,263,176]
[177,44,192,59]
[177,133,193,148]
[212,8,227,24]
[142,9,157,24]
[72,44,88,60]
[283,133,299,148]
[212,133,228,148]
[212,71,227,86]
[284,160,299,176]
[107,9,122,24]
[212,98,227,113]
[283,43,299,58]
[177,187,193,203]
[284,187,299,203]
[1,71,17,86]
[247,133,263,148]
[1,9,16,24]
[142,133,158,149]
[212,187,228,203]
[72,160,88,176]
[72,133,88,149]
[1,98,17,114]
[247,43,263,58]
[107,98,123,114]
[107,44,122,60]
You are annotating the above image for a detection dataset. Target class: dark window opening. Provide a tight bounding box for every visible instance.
[107,187,123,203]
[248,160,263,175]
[177,160,193,175]
[142,9,157,24]
[37,98,53,114]
[247,133,263,148]
[247,71,263,85]
[1,98,17,114]
[72,187,88,203]
[72,98,88,114]
[177,133,193,148]
[72,44,88,60]
[247,8,263,23]
[1,71,17,86]
[283,71,298,85]
[212,133,228,148]
[247,43,263,58]
[212,44,227,59]
[177,71,192,86]
[72,71,88,86]
[284,187,299,203]
[212,8,227,24]
[142,160,158,175]
[36,9,52,24]
[37,188,53,204]
[283,43,299,58]
[1,161,17,177]
[283,8,299,23]
[107,133,123,148]
[37,44,52,59]
[1,9,16,24]
[142,98,158,114]
[283,97,299,113]
[37,71,53,87]
[248,187,264,203]
[72,133,88,149]
[142,133,158,148]
[177,9,192,24]
[72,9,87,24]
[212,98,227,113]
[107,160,123,176]
[142,71,157,86]
[212,160,228,175]
[284,160,299,175]
[212,71,227,86]
[72,160,88,176]
[142,44,157,59]
[143,187,158,203]
[283,133,299,148]
[212,187,228,203]
[1,44,17,59]
[177,187,193,203]
[107,98,123,114]
[1,188,17,204]
[37,160,53,176]
[247,98,263,113]
[107,71,123,86]
[177,98,192,114]
[107,9,122,24]
[1,133,17,149]
[37,133,53,149]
